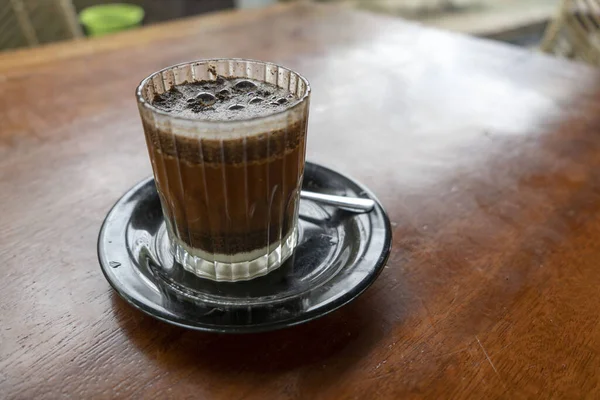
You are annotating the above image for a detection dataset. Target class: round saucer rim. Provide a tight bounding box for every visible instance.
[97,162,392,333]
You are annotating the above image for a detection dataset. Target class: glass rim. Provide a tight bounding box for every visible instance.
[135,58,311,125]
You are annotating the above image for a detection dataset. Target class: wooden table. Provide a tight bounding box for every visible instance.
[2,3,600,399]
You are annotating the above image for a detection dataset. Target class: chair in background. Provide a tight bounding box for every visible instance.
[541,0,600,65]
[1,0,82,51]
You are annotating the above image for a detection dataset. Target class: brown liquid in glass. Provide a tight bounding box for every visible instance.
[143,78,307,256]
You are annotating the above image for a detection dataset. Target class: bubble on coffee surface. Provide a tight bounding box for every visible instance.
[151,76,300,121]
[234,80,258,91]
[195,92,217,106]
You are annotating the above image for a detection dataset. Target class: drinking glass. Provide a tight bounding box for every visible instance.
[136,59,310,282]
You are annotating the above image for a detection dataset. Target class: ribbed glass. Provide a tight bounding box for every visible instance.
[136,59,310,282]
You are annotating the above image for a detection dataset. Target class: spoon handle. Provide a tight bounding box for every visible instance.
[300,191,375,213]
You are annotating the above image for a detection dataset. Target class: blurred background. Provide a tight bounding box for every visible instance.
[2,0,598,65]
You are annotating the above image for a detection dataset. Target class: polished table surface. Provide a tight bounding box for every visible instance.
[2,2,600,399]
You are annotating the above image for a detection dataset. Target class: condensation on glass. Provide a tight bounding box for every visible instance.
[136,59,310,282]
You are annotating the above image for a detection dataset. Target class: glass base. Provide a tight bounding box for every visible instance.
[170,226,298,282]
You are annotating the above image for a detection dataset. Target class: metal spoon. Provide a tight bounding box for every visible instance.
[300,191,375,213]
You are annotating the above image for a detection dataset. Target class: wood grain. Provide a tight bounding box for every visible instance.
[2,2,600,399]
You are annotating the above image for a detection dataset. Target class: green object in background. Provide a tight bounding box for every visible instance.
[79,3,145,37]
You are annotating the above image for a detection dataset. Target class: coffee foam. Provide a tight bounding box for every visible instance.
[152,77,299,121]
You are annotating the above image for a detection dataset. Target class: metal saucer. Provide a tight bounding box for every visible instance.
[98,162,392,333]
